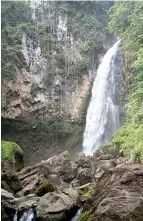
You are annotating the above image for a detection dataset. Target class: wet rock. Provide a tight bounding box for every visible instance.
[15,194,40,211]
[1,189,16,221]
[75,153,91,168]
[1,189,40,220]
[94,168,104,180]
[79,164,143,221]
[45,152,78,183]
[1,171,22,194]
[37,187,79,221]
[97,159,117,170]
[77,168,92,185]
[96,154,115,161]
[1,181,12,193]
[1,203,15,221]
[1,189,15,201]
[16,152,75,196]
[16,174,39,197]
[93,143,120,158]
[76,183,93,202]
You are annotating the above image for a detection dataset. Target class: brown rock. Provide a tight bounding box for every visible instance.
[37,187,79,221]
[77,168,92,185]
[1,172,22,194]
[80,164,143,221]
[76,152,91,168]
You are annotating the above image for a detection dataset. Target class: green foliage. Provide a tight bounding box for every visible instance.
[1,1,111,82]
[109,2,143,163]
[36,179,57,197]
[33,1,112,82]
[78,184,93,199]
[77,209,93,221]
[112,124,143,163]
[63,151,70,160]
[1,141,23,161]
[93,142,119,158]
[1,141,24,171]
[1,1,31,80]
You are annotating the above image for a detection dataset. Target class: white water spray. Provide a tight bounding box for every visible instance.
[83,40,123,155]
[13,208,35,221]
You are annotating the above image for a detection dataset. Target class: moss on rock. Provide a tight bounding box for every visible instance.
[77,210,93,221]
[93,142,120,158]
[1,141,24,171]
[36,179,57,197]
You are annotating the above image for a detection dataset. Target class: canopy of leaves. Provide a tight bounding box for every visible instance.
[108,2,143,162]
[1,1,31,80]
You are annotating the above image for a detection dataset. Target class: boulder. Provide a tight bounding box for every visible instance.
[48,151,78,182]
[77,168,92,185]
[1,189,40,220]
[93,142,120,158]
[37,187,79,221]
[14,194,40,211]
[36,179,57,197]
[96,154,115,161]
[78,164,143,221]
[97,159,117,170]
[76,183,93,202]
[75,153,91,168]
[16,151,75,196]
[1,189,16,221]
[1,141,24,171]
[1,189,15,201]
[1,171,22,194]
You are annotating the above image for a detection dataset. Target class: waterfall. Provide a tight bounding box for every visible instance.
[71,208,83,221]
[83,40,123,155]
[13,208,35,221]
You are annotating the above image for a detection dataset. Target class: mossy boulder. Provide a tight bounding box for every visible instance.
[76,183,93,202]
[93,142,120,159]
[1,141,24,171]
[36,179,57,197]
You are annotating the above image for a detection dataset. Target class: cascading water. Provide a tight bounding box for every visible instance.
[13,208,35,221]
[83,40,123,155]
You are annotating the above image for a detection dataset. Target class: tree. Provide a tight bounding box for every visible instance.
[1,1,30,79]
[109,2,143,162]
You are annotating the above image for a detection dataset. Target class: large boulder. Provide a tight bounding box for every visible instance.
[75,153,91,168]
[1,189,40,221]
[1,171,22,194]
[47,151,78,182]
[1,189,16,221]
[1,141,24,171]
[14,194,40,211]
[37,187,79,221]
[78,164,143,221]
[36,178,57,197]
[77,168,92,186]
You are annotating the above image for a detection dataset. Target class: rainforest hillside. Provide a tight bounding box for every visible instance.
[108,2,143,162]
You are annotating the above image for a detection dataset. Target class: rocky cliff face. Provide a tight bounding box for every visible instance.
[1,1,93,166]
[1,1,115,166]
